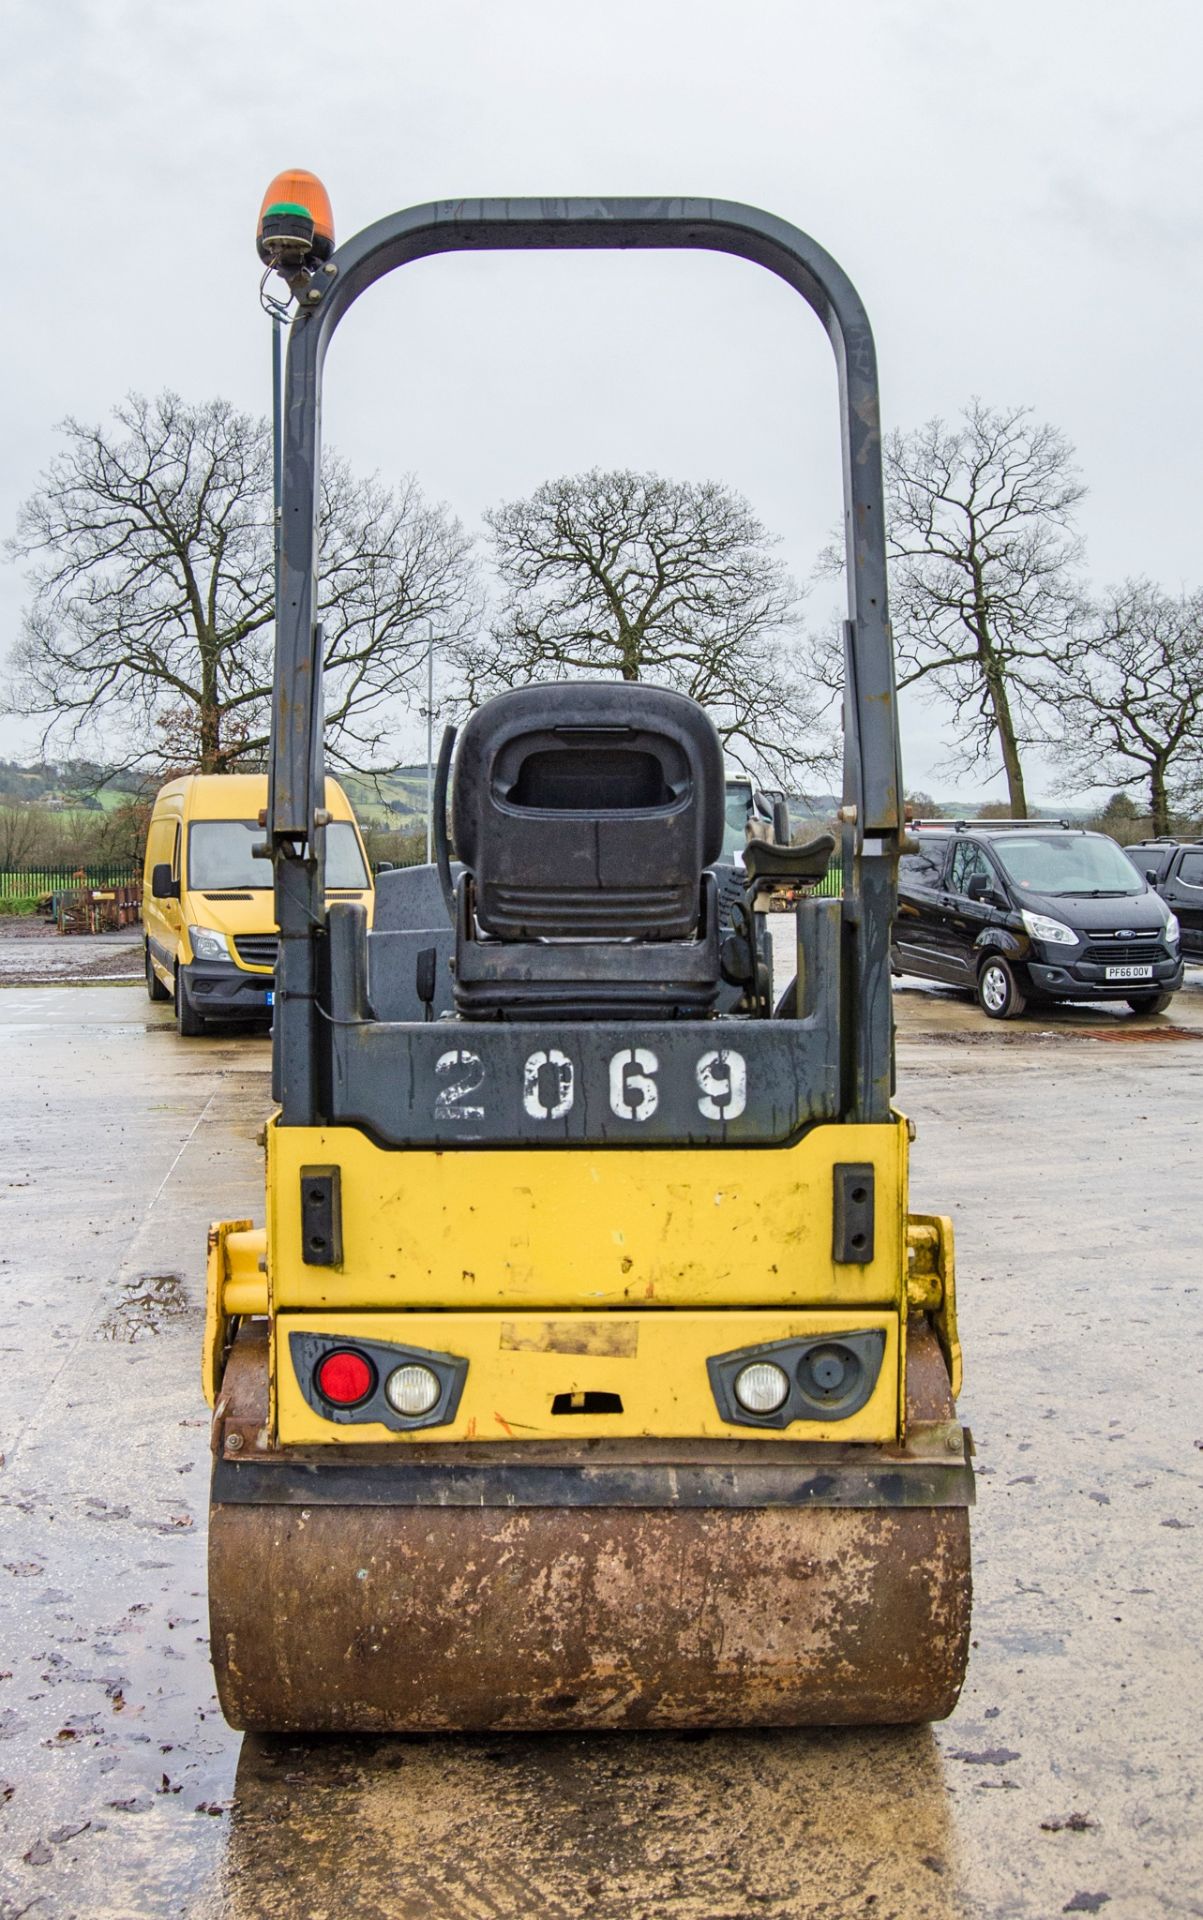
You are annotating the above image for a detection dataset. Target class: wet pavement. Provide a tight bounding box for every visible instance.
[0,970,1200,1919]
[0,924,143,987]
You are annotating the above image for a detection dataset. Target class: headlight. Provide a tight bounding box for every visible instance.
[385,1363,441,1417]
[1020,910,1078,947]
[188,925,231,961]
[733,1361,790,1415]
[1165,912,1180,947]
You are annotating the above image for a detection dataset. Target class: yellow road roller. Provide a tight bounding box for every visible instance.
[203,189,973,1732]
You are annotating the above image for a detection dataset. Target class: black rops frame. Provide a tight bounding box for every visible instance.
[268,198,903,1127]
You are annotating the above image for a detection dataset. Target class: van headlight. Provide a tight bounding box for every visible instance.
[1165,912,1180,947]
[1020,910,1078,947]
[188,925,232,962]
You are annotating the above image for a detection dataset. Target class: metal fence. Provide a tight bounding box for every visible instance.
[0,865,139,900]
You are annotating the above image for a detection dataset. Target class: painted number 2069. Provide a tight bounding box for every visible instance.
[433,1046,747,1124]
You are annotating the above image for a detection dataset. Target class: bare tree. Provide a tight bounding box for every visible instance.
[459,469,832,786]
[904,790,944,820]
[1048,581,1203,836]
[857,400,1086,816]
[6,392,475,775]
[0,800,123,872]
[0,806,47,870]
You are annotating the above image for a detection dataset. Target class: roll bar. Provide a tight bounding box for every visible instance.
[268,199,901,1125]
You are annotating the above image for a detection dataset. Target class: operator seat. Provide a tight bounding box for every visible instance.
[450,682,725,1019]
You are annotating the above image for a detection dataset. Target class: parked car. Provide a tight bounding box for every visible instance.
[143,773,372,1035]
[894,820,1183,1019]
[1122,840,1203,960]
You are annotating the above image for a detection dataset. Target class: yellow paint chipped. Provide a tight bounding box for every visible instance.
[500,1319,639,1358]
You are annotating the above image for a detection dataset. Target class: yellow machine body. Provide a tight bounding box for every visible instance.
[205,1113,960,1448]
[276,1308,902,1445]
[205,1111,970,1734]
[265,1120,906,1312]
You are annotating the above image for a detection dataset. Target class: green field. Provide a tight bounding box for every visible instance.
[339,766,430,829]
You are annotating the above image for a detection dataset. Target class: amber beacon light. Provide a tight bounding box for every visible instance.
[256,169,335,272]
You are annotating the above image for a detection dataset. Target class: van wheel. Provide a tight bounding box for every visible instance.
[175,971,206,1036]
[1128,991,1174,1015]
[977,955,1027,1020]
[145,942,170,1002]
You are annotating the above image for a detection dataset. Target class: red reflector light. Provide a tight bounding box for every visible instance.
[316,1349,374,1406]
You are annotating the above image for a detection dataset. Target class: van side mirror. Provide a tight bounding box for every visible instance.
[966,873,992,902]
[1146,869,1159,885]
[151,862,180,901]
[373,861,396,875]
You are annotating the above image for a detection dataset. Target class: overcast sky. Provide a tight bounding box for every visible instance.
[3,0,1201,799]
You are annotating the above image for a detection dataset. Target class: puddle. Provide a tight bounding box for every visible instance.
[96,1272,189,1342]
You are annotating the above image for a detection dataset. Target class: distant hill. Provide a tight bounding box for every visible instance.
[0,760,143,814]
[340,767,429,828]
[0,758,435,827]
[0,755,1091,833]
[917,799,1091,823]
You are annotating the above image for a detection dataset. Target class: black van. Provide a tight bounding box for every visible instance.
[1123,840,1203,960]
[894,821,1184,1019]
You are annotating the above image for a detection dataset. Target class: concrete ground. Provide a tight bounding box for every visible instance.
[0,922,143,987]
[0,955,1200,1920]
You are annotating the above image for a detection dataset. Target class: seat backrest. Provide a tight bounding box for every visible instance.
[451,682,724,940]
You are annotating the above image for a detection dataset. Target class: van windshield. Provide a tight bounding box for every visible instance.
[991,834,1143,897]
[188,820,368,891]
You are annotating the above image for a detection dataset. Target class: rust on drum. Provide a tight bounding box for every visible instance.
[209,1322,971,1733]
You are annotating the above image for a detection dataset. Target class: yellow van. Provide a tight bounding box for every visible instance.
[143,774,372,1035]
